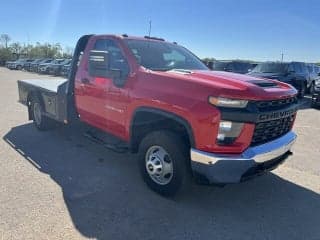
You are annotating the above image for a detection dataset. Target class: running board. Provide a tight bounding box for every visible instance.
[83,130,129,153]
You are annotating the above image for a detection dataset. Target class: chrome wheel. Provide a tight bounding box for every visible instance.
[33,102,42,125]
[145,146,173,185]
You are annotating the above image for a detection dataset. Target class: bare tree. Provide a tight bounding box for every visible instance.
[10,42,23,58]
[0,34,11,48]
[64,46,74,58]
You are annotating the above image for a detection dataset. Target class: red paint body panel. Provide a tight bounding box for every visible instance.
[74,35,298,154]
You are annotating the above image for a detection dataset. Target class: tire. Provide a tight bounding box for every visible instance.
[298,82,306,98]
[17,65,22,70]
[31,95,55,131]
[138,131,191,197]
[309,82,315,95]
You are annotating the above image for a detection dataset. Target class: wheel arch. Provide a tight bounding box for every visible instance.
[129,107,195,153]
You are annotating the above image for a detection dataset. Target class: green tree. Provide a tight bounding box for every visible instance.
[202,57,215,62]
[9,42,24,59]
[0,48,12,65]
[0,33,73,62]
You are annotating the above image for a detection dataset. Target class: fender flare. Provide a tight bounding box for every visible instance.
[130,107,195,151]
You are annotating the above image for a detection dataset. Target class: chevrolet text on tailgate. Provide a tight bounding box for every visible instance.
[17,34,299,196]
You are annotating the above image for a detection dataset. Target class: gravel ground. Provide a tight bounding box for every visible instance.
[0,67,319,240]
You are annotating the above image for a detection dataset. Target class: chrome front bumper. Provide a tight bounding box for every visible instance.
[190,131,297,184]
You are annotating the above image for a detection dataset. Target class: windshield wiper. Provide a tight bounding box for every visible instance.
[167,69,192,74]
[148,67,171,71]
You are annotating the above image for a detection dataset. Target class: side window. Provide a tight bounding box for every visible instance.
[226,62,233,71]
[301,63,308,74]
[293,63,302,73]
[230,62,237,71]
[93,39,129,77]
[288,63,294,72]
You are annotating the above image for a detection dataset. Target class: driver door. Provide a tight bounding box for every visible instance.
[74,37,130,138]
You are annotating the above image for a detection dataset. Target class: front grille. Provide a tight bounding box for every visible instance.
[255,97,297,111]
[251,114,295,146]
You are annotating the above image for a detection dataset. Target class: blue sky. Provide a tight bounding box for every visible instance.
[1,0,319,62]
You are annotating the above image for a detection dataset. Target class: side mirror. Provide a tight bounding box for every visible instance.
[89,50,125,87]
[89,50,110,77]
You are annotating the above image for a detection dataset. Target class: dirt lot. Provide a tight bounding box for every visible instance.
[0,67,319,240]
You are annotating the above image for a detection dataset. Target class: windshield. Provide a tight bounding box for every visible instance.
[213,62,229,70]
[124,39,208,71]
[252,62,289,73]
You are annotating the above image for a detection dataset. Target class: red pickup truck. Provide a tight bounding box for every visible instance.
[18,34,298,196]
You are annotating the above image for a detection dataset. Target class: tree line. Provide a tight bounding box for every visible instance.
[0,34,73,65]
[1,33,319,67]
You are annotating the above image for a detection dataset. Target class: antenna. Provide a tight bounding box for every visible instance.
[281,52,284,62]
[148,20,152,37]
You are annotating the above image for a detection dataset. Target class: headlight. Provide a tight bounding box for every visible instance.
[209,96,248,108]
[217,121,244,145]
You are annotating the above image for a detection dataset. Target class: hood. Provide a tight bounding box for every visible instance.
[155,69,297,100]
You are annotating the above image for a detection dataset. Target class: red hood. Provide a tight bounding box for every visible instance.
[157,70,297,100]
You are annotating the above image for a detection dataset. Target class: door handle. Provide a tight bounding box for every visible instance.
[81,78,90,84]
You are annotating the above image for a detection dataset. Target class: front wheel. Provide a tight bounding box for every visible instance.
[138,131,191,197]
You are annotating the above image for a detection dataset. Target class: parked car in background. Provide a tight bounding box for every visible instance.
[28,59,44,72]
[7,59,32,70]
[60,62,71,77]
[248,61,310,98]
[306,63,319,94]
[48,59,72,75]
[212,60,255,74]
[311,66,320,107]
[23,58,41,71]
[311,74,320,107]
[39,59,60,74]
[5,60,15,68]
[30,59,49,72]
[31,59,52,73]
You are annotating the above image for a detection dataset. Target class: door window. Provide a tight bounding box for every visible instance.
[92,39,129,77]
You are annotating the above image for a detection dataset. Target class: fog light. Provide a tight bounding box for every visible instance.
[217,121,244,145]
